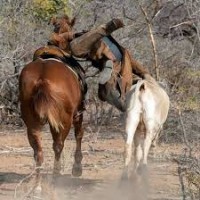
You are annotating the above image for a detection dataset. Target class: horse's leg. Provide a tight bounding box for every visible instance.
[50,116,72,175]
[21,104,44,194]
[140,125,155,174]
[122,110,140,179]
[151,125,162,148]
[25,122,43,192]
[133,126,149,197]
[72,113,84,177]
[27,126,44,192]
[27,127,43,169]
[132,125,145,175]
[21,104,44,168]
[50,128,63,175]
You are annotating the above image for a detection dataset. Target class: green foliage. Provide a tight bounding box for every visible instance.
[181,96,200,110]
[187,69,200,78]
[32,0,71,21]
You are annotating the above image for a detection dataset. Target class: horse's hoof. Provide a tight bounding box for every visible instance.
[33,185,42,197]
[72,163,82,177]
[121,171,128,181]
[137,164,148,176]
[53,168,61,176]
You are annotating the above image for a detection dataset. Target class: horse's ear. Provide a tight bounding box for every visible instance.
[49,16,56,25]
[139,83,145,91]
[70,17,76,27]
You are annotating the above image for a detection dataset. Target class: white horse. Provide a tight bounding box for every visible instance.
[123,74,170,178]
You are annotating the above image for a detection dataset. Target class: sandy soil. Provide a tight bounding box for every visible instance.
[0,124,184,200]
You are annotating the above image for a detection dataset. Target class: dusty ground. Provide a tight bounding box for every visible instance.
[0,123,185,200]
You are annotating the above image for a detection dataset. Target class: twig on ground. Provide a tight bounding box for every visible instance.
[0,146,32,155]
[14,166,42,199]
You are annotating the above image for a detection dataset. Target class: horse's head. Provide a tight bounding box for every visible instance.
[50,15,76,34]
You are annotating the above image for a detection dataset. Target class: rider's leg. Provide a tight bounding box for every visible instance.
[99,60,113,85]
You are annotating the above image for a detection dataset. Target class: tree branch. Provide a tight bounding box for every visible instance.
[140,5,159,81]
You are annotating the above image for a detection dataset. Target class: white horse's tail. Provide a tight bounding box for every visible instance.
[127,79,145,111]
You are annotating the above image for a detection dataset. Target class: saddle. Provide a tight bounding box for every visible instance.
[33,45,88,97]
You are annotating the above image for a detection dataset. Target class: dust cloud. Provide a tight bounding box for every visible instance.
[30,174,149,200]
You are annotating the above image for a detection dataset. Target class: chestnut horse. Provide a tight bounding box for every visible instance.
[19,57,85,179]
[19,57,85,177]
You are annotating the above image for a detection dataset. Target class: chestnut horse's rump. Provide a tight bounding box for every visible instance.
[20,58,82,126]
[19,57,85,181]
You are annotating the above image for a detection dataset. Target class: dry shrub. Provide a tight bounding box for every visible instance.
[176,149,200,200]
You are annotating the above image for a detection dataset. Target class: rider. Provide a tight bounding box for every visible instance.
[85,35,149,111]
[47,17,149,111]
[70,18,149,111]
[33,15,76,60]
[48,15,76,53]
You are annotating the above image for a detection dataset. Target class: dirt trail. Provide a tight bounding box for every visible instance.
[0,126,183,200]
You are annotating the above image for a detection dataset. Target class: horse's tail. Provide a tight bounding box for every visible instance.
[32,79,63,132]
[127,80,145,111]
